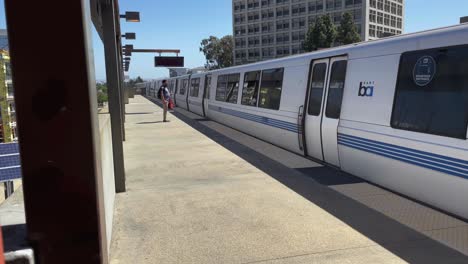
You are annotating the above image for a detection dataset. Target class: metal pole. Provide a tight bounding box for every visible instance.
[4,0,108,262]
[3,181,13,199]
[102,1,126,193]
[114,4,127,127]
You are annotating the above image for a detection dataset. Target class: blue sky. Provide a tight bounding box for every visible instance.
[1,0,468,81]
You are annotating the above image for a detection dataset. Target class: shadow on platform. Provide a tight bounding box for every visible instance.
[146,97,468,263]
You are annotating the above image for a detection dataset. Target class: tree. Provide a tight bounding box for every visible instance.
[200,35,233,70]
[96,83,108,107]
[303,15,337,52]
[135,76,144,83]
[337,12,361,45]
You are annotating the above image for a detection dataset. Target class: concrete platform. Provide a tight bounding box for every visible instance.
[110,96,468,264]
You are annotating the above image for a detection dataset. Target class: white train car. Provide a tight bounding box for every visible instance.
[168,78,177,100]
[175,75,190,110]
[201,24,468,219]
[187,73,212,117]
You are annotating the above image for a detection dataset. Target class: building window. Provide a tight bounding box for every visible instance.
[377,0,384,10]
[325,60,347,119]
[276,20,290,31]
[6,83,14,98]
[262,34,275,45]
[262,9,275,19]
[369,24,376,37]
[326,0,334,10]
[292,3,306,16]
[262,0,274,7]
[276,6,290,17]
[391,45,468,139]
[247,0,260,9]
[241,71,261,106]
[248,12,260,22]
[5,62,12,80]
[258,68,284,110]
[189,78,200,97]
[397,5,403,16]
[262,47,275,57]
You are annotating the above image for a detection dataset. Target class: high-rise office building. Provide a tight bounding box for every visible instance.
[0,48,17,143]
[233,0,404,65]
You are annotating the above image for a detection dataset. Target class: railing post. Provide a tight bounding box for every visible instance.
[101,0,127,193]
[0,225,4,264]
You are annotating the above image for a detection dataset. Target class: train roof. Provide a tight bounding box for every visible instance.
[211,23,468,74]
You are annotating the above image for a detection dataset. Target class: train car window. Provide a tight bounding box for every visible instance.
[190,78,200,97]
[180,79,188,95]
[325,60,348,119]
[241,71,261,106]
[308,63,327,116]
[258,68,284,110]
[391,45,468,139]
[225,74,241,104]
[204,76,212,99]
[216,75,228,101]
[170,80,176,94]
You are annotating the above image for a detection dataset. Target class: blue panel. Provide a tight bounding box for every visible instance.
[0,143,19,155]
[208,104,299,133]
[0,166,22,182]
[0,143,22,182]
[0,154,21,168]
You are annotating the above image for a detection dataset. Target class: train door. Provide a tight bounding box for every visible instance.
[304,58,329,161]
[185,77,191,111]
[304,56,347,167]
[202,74,211,117]
[174,79,178,105]
[321,56,347,167]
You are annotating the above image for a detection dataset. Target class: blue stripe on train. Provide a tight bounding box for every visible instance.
[208,105,299,133]
[338,134,468,180]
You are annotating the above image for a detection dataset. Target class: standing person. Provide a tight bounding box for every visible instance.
[158,80,170,122]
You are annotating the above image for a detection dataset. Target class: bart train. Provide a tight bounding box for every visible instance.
[145,24,468,220]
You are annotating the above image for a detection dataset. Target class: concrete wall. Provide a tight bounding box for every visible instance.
[99,114,116,253]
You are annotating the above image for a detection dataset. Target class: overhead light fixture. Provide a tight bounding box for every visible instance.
[123,44,133,56]
[120,12,140,23]
[122,33,136,40]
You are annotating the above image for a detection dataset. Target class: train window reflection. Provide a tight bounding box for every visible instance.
[216,75,227,101]
[258,68,284,110]
[190,78,200,97]
[226,74,240,103]
[216,74,240,103]
[391,45,468,139]
[241,71,261,106]
[308,63,327,116]
[325,60,347,119]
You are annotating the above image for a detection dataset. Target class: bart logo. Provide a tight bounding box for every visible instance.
[358,82,374,97]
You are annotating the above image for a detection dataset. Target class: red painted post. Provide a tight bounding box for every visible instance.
[0,225,5,264]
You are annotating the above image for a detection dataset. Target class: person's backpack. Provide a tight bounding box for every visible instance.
[157,86,163,99]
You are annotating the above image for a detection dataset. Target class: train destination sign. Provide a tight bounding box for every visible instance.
[154,56,185,67]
